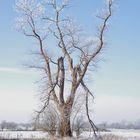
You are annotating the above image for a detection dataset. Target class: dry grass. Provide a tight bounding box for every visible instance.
[31,136,140,140]
[95,135,140,140]
[0,135,140,140]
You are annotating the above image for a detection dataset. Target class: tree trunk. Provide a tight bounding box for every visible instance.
[59,105,72,137]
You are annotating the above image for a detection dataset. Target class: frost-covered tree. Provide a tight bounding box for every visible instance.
[15,0,113,137]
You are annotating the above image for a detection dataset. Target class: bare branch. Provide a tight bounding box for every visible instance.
[54,5,74,73]
[85,92,98,136]
[76,0,113,89]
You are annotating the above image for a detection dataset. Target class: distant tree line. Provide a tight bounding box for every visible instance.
[98,120,140,130]
[1,119,140,134]
[0,121,32,131]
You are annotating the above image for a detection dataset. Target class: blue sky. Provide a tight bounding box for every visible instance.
[0,0,140,123]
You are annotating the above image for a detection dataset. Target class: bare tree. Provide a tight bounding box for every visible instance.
[73,115,86,138]
[15,0,113,137]
[35,104,59,136]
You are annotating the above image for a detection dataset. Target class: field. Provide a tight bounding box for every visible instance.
[0,129,140,140]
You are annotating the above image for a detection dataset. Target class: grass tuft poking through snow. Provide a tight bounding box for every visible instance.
[0,130,140,140]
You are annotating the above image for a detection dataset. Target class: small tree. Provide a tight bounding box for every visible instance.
[73,116,86,137]
[36,105,59,136]
[15,0,113,137]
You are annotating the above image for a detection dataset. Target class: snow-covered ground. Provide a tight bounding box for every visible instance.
[81,129,140,139]
[0,129,140,139]
[0,131,48,139]
[107,129,140,138]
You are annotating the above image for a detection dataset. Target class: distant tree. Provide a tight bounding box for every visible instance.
[0,121,17,131]
[0,120,7,131]
[98,122,107,129]
[19,123,32,130]
[7,122,17,130]
[15,0,113,137]
[135,120,140,129]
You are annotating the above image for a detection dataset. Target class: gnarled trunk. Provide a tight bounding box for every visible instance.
[59,105,72,137]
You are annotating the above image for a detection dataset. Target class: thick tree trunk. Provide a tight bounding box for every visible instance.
[59,105,72,137]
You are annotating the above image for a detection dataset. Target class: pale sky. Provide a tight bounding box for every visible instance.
[0,0,140,123]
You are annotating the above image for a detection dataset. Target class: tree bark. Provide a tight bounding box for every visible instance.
[59,105,72,137]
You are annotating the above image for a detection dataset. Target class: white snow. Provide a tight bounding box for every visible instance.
[0,129,140,139]
[107,129,140,138]
[0,131,48,139]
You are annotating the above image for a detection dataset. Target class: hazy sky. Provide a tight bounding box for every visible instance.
[0,0,140,123]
